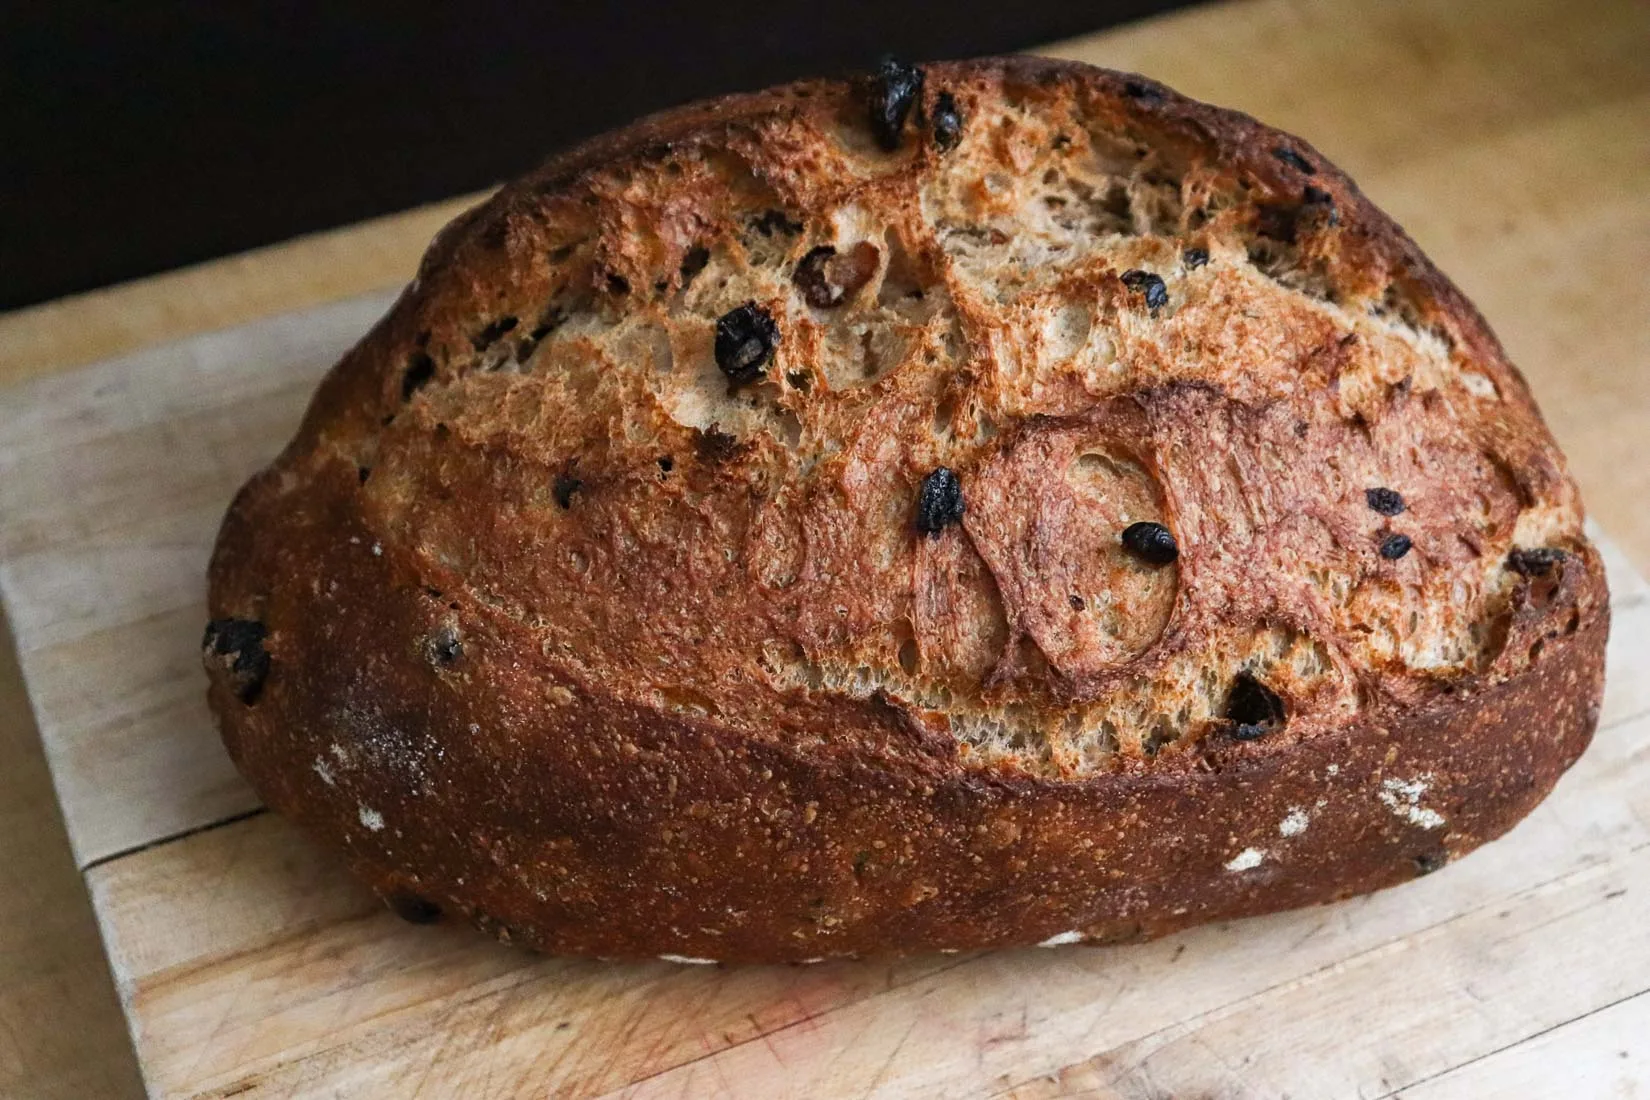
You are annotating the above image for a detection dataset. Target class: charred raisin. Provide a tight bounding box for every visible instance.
[931,91,963,150]
[1379,533,1413,560]
[553,473,582,510]
[714,302,779,386]
[915,467,965,536]
[1226,671,1286,739]
[1365,487,1405,516]
[1272,146,1316,174]
[1182,247,1209,270]
[1121,521,1178,565]
[203,618,270,704]
[1120,269,1168,314]
[868,56,924,152]
[1506,547,1566,576]
[401,351,436,400]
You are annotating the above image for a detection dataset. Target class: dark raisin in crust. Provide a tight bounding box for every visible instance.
[1120,521,1178,565]
[1120,269,1168,314]
[1380,533,1414,560]
[1366,487,1405,516]
[1182,247,1209,270]
[868,56,924,152]
[714,302,780,385]
[914,467,965,536]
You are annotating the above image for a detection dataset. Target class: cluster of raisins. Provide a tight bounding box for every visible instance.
[869,58,964,153]
[1365,487,1413,560]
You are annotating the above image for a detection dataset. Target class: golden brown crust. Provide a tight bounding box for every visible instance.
[205,57,1608,962]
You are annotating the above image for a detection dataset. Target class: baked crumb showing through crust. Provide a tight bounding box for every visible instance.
[204,57,1608,962]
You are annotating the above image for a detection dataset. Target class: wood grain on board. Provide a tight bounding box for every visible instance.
[1,0,1647,1096]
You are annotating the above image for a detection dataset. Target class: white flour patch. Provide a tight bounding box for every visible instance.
[312,758,335,786]
[358,805,385,832]
[1380,775,1446,829]
[1038,930,1085,947]
[1225,847,1266,872]
[659,955,717,966]
[1279,807,1310,837]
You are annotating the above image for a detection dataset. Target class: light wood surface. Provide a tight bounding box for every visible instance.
[1,0,1647,1095]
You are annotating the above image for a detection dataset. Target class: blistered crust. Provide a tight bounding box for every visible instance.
[207,57,1607,961]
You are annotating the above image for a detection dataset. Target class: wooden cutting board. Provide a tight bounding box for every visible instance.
[4,0,1650,1095]
[2,259,1649,1100]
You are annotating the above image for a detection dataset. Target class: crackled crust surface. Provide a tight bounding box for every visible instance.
[206,57,1608,962]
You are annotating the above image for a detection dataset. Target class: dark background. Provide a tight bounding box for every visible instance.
[1,1,1195,310]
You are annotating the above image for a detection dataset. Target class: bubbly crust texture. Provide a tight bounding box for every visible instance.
[206,57,1609,962]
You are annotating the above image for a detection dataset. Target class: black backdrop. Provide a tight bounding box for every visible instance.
[1,1,1194,309]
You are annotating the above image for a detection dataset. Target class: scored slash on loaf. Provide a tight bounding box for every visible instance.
[203,56,1608,963]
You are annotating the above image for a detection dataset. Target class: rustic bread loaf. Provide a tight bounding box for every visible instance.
[204,57,1609,963]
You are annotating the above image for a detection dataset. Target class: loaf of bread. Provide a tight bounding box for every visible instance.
[204,57,1609,963]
